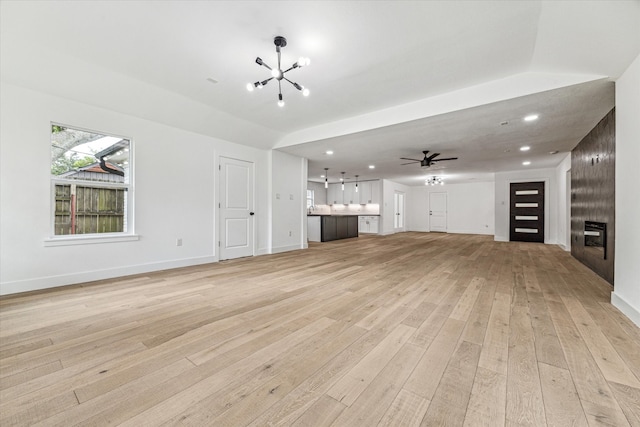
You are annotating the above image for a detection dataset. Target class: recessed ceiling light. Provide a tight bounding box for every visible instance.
[500,121,509,126]
[524,114,539,122]
[549,150,559,155]
[325,150,334,155]
[523,161,531,166]
[368,165,375,169]
[520,146,530,151]
[206,77,218,84]
[320,175,325,178]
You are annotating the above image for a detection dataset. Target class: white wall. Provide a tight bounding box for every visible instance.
[271,151,307,253]
[381,180,410,235]
[494,168,559,244]
[407,186,430,232]
[408,182,495,235]
[555,153,572,251]
[613,53,640,326]
[0,83,275,295]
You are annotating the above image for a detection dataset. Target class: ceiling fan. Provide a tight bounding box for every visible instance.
[401,150,458,168]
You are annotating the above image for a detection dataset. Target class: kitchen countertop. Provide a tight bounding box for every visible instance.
[307,214,379,216]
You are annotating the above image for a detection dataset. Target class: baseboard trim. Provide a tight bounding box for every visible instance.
[271,244,305,254]
[0,256,216,296]
[611,292,640,328]
[447,229,494,236]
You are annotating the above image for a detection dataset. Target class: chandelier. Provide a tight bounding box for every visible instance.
[246,36,310,107]
[426,176,444,186]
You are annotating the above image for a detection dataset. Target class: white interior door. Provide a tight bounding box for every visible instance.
[394,192,405,231]
[219,157,254,260]
[429,192,447,232]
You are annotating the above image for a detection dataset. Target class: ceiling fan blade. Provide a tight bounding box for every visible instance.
[427,153,441,161]
[431,157,458,162]
[400,158,422,162]
[401,161,420,165]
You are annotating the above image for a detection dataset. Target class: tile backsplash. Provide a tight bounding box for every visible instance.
[309,204,380,216]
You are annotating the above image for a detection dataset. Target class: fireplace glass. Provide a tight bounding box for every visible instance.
[584,221,607,260]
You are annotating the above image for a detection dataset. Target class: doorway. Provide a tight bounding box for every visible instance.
[394,191,405,232]
[429,192,447,232]
[219,156,255,260]
[509,181,545,243]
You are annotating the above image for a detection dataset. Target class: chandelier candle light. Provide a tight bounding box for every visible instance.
[247,36,310,107]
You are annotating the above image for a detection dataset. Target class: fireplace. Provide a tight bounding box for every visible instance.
[584,221,607,260]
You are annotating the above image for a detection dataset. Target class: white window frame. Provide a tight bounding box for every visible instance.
[307,189,315,209]
[45,123,138,247]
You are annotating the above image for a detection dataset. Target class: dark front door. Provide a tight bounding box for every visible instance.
[510,181,545,243]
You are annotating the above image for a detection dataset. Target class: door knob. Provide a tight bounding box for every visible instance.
[250,212,255,216]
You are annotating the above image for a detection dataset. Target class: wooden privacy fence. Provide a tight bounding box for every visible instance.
[54,184,125,235]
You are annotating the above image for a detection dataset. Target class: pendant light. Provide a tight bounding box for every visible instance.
[324,168,329,189]
[355,175,359,192]
[341,172,345,191]
[247,36,310,107]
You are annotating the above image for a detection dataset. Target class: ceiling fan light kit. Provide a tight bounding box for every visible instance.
[247,36,310,107]
[426,176,444,186]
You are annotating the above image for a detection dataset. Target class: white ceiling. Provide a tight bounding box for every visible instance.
[1,1,638,185]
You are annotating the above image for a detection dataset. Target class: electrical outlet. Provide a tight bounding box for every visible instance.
[289,231,292,237]
[176,238,182,246]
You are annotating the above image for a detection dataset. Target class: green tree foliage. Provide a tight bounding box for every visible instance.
[51,154,96,175]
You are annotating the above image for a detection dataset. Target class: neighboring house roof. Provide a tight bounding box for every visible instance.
[59,162,124,183]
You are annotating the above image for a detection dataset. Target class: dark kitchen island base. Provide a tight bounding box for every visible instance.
[321,215,359,242]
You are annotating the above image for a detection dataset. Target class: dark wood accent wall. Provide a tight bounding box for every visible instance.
[571,108,615,285]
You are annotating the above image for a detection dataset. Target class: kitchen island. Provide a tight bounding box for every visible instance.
[307,215,359,242]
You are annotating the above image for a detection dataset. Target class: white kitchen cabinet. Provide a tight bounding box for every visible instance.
[359,216,379,233]
[357,180,381,204]
[358,181,372,204]
[327,183,341,204]
[369,216,379,233]
[329,181,380,205]
[359,216,367,232]
[343,182,359,204]
[370,180,381,204]
[307,216,321,242]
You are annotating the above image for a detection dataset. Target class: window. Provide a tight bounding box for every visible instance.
[50,124,132,238]
[306,189,314,209]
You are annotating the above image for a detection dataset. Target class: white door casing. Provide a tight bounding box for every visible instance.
[429,192,447,232]
[219,157,254,260]
[394,191,405,231]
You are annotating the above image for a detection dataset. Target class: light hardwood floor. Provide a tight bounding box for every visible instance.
[1,232,639,426]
